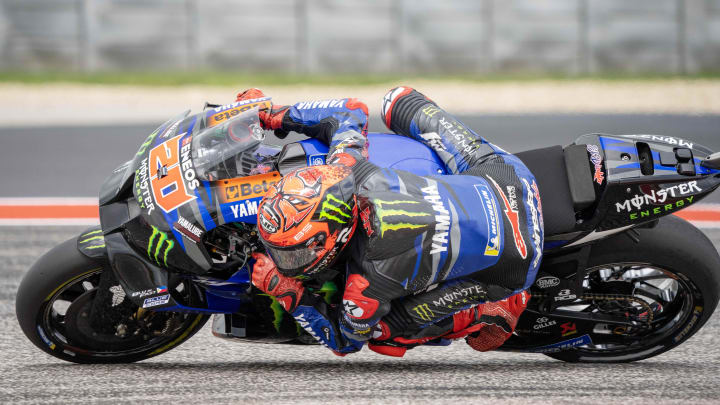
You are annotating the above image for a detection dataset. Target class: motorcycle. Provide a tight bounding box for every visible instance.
[16,98,720,363]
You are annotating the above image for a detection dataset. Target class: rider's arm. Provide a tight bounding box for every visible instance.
[236,90,369,167]
[251,252,364,355]
[279,98,370,167]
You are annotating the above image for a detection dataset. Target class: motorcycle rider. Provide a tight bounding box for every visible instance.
[243,87,543,356]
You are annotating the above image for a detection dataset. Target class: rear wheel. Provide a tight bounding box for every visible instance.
[16,237,209,364]
[545,216,719,363]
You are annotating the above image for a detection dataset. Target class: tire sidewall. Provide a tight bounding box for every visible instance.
[547,216,720,363]
[15,237,209,364]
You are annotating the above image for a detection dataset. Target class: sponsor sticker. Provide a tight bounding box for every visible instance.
[174,216,203,243]
[421,183,451,255]
[307,154,326,166]
[343,299,365,318]
[143,294,171,308]
[474,182,501,257]
[207,97,272,128]
[522,178,542,268]
[535,276,560,289]
[487,176,527,259]
[373,198,430,237]
[174,215,204,243]
[134,157,156,215]
[616,181,702,220]
[229,199,260,219]
[432,284,487,310]
[295,99,346,110]
[131,288,156,298]
[587,144,605,185]
[359,206,374,237]
[220,171,280,203]
[620,135,693,149]
[412,303,435,322]
[527,334,592,353]
[560,322,578,337]
[554,289,577,302]
[420,132,446,151]
[534,317,557,330]
[147,226,174,267]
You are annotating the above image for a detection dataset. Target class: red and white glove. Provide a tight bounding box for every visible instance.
[235,88,288,132]
[251,252,305,313]
[464,290,530,352]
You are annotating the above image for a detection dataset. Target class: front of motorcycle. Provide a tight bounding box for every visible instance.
[15,100,291,363]
[15,99,450,363]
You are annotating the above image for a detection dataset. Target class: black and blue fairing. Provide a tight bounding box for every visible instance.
[92,103,450,314]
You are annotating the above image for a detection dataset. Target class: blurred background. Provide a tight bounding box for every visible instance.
[2,0,720,74]
[0,0,719,197]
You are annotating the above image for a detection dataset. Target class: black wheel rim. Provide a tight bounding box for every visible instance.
[39,269,205,359]
[558,262,703,359]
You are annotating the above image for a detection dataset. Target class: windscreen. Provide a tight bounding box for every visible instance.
[192,108,266,181]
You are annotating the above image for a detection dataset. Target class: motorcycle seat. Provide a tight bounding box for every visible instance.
[515,145,583,236]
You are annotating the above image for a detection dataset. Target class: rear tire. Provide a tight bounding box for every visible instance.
[546,216,720,363]
[16,237,209,364]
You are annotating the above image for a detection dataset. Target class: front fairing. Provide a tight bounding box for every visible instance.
[122,99,277,272]
[99,98,278,308]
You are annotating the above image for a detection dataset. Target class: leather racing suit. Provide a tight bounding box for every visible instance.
[249,88,544,354]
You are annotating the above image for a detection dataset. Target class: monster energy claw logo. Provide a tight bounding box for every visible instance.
[148,225,174,267]
[374,199,430,237]
[318,193,352,224]
[78,229,106,249]
[260,293,286,333]
[412,303,435,322]
[136,130,158,156]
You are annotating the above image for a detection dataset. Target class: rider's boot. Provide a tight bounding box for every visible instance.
[370,290,529,355]
[366,320,449,357]
[381,86,498,174]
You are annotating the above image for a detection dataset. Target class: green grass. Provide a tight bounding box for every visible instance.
[1,71,719,87]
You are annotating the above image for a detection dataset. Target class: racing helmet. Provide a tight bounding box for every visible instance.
[257,165,358,277]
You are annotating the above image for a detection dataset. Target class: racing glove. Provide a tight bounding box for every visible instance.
[464,290,530,352]
[251,252,304,312]
[251,252,363,355]
[236,88,290,137]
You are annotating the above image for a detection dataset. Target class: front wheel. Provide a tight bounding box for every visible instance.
[16,237,209,364]
[545,216,719,363]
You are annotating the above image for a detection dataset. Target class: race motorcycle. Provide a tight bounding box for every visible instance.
[16,98,720,364]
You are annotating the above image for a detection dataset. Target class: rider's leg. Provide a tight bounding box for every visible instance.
[370,287,529,356]
[379,86,543,354]
[382,86,500,174]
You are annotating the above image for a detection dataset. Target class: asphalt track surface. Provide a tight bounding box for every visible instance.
[2,226,720,404]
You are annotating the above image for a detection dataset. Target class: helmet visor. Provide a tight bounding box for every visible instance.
[262,240,325,275]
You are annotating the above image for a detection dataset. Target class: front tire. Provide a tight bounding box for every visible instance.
[16,237,209,364]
